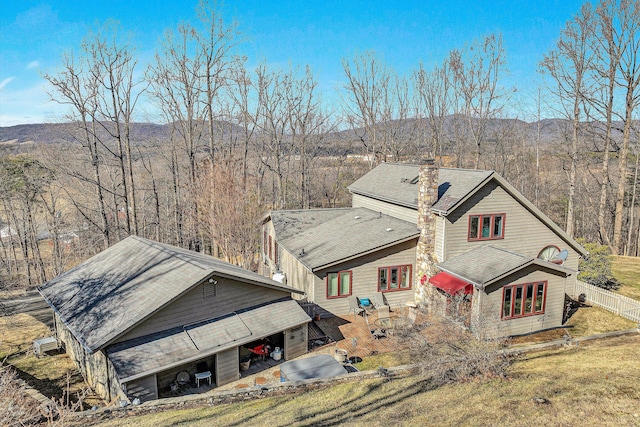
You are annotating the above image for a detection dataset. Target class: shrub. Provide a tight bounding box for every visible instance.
[577,239,620,290]
[0,364,42,426]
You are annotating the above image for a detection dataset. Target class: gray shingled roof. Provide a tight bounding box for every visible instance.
[348,163,422,208]
[38,236,302,353]
[346,163,492,213]
[106,298,310,382]
[272,207,419,271]
[436,245,571,289]
[432,168,494,213]
[346,163,586,256]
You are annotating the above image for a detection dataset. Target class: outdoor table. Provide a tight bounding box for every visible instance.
[195,371,212,387]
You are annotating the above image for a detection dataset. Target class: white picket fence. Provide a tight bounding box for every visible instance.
[573,280,640,323]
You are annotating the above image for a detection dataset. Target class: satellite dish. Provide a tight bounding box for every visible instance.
[537,245,560,261]
[551,249,569,265]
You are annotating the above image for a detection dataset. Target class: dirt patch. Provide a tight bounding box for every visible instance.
[510,328,567,345]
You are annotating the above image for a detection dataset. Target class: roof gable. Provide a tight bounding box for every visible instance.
[39,236,300,352]
[346,162,586,257]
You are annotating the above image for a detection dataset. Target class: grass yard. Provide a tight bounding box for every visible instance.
[565,305,637,337]
[0,313,99,408]
[611,256,640,300]
[78,334,640,427]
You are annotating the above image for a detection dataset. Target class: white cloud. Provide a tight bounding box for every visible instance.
[27,61,40,70]
[0,77,15,90]
[0,80,65,126]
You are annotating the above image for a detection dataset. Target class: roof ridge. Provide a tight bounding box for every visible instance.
[131,235,212,271]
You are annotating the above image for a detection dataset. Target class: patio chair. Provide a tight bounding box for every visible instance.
[348,295,365,321]
[377,305,390,322]
[373,292,389,310]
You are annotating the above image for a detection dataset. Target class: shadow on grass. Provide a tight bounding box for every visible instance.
[10,363,93,410]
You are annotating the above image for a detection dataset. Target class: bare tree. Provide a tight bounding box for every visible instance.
[412,59,453,164]
[608,0,640,254]
[449,33,510,169]
[341,51,392,168]
[43,54,112,247]
[83,22,146,237]
[540,3,595,237]
[148,23,207,249]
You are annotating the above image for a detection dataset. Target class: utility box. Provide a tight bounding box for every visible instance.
[34,336,58,357]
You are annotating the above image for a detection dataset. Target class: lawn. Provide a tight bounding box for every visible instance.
[0,313,99,408]
[611,255,640,300]
[78,334,640,427]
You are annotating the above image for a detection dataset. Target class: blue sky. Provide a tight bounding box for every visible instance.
[0,0,586,126]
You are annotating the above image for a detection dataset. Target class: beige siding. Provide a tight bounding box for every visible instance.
[124,374,157,402]
[443,182,582,272]
[284,324,308,360]
[313,239,417,314]
[352,193,418,224]
[476,266,567,337]
[216,347,239,386]
[118,279,289,343]
[435,215,445,262]
[278,247,315,300]
[262,220,278,274]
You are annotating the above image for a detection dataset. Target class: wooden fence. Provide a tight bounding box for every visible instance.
[573,280,640,323]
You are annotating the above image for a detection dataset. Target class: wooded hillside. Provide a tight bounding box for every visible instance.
[0,0,638,290]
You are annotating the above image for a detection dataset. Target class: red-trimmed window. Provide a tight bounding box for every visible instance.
[502,281,547,319]
[468,213,505,241]
[378,265,412,292]
[326,270,352,298]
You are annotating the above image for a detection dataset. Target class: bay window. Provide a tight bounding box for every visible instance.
[502,281,546,319]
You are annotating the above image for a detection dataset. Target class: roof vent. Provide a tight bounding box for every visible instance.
[354,215,361,219]
[385,228,393,232]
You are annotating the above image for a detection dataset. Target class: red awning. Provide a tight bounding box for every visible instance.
[429,272,473,295]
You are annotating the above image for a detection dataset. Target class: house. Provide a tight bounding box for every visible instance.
[262,161,587,337]
[261,207,419,314]
[39,236,310,403]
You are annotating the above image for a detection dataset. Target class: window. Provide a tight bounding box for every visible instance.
[468,213,505,241]
[502,281,546,319]
[326,270,352,298]
[274,241,279,265]
[263,231,268,256]
[378,265,412,292]
[268,235,273,261]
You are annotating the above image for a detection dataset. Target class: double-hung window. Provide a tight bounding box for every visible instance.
[502,281,546,319]
[468,213,505,241]
[378,265,412,292]
[326,270,352,298]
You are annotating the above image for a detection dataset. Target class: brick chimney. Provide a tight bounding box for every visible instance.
[415,160,439,305]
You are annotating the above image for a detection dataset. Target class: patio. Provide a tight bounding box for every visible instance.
[214,305,425,391]
[313,306,419,357]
